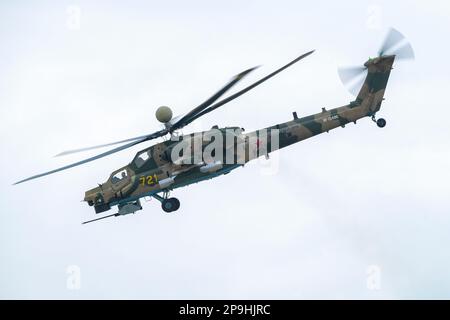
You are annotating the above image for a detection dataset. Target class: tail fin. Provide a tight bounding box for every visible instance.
[356,55,395,115]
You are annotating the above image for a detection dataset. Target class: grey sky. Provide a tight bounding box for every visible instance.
[1,0,450,299]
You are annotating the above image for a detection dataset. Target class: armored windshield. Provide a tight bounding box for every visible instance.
[134,149,152,168]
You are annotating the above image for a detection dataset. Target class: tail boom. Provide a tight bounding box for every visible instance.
[245,55,395,157]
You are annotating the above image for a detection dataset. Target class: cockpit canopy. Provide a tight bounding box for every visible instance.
[133,149,152,168]
[110,167,129,185]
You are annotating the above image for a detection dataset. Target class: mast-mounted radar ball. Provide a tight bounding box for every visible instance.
[155,106,173,123]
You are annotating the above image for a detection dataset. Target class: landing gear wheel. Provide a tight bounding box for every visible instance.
[376,118,386,128]
[161,199,173,212]
[161,197,180,213]
[171,198,180,211]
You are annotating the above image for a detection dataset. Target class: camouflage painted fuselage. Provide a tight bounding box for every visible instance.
[84,55,395,214]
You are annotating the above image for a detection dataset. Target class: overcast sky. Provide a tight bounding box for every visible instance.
[1,0,450,299]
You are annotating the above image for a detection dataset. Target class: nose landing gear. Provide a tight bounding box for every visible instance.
[372,115,386,128]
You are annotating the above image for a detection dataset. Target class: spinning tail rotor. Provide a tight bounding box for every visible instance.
[338,28,414,96]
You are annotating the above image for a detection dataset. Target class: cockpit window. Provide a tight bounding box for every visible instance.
[111,169,128,184]
[134,150,151,168]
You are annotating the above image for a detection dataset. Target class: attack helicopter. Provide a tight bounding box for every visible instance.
[14,28,414,224]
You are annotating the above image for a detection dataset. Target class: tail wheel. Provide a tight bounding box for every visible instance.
[377,118,386,128]
[162,197,180,213]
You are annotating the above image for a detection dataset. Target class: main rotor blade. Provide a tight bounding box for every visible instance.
[176,50,315,126]
[170,66,258,131]
[56,68,256,157]
[14,51,313,185]
[14,129,168,185]
[55,134,151,157]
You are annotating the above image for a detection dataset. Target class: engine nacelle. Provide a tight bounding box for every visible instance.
[199,161,223,173]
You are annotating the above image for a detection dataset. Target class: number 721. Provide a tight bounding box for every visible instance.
[139,174,158,186]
